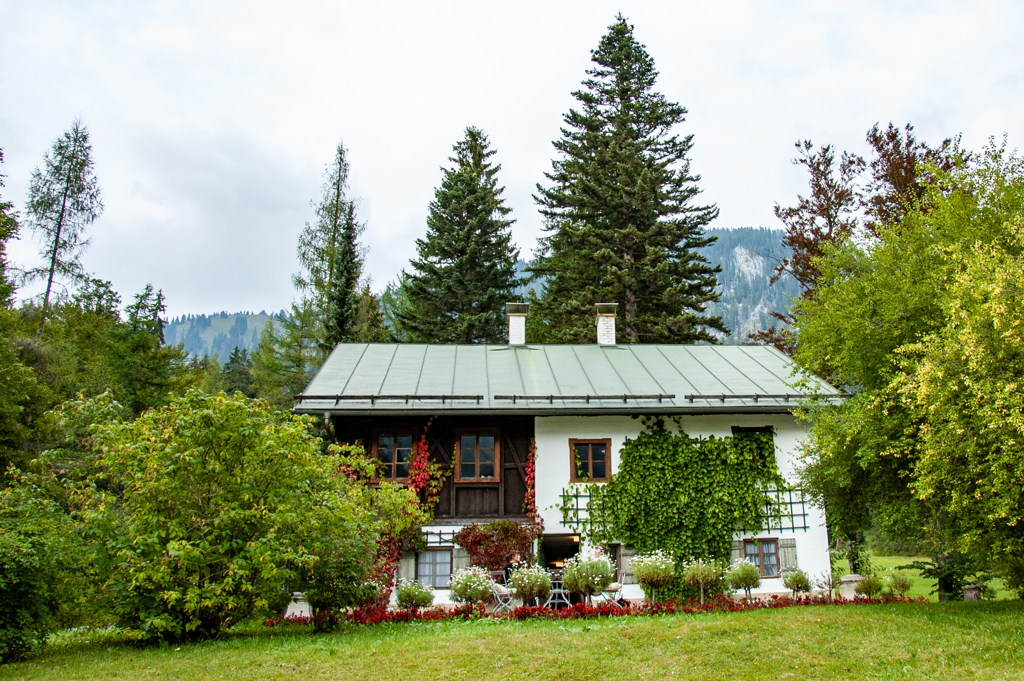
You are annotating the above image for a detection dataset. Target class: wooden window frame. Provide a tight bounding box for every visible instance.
[744,538,779,578]
[372,429,418,482]
[569,438,612,482]
[454,429,501,483]
[416,548,453,588]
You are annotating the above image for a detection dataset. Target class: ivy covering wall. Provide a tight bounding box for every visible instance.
[562,417,787,599]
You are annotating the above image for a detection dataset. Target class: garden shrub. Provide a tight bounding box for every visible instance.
[452,520,542,570]
[727,559,761,599]
[509,565,551,604]
[884,570,914,598]
[782,569,812,597]
[855,574,885,598]
[91,390,419,643]
[449,566,495,604]
[682,559,726,605]
[633,550,676,603]
[395,580,434,609]
[0,476,84,663]
[563,551,614,603]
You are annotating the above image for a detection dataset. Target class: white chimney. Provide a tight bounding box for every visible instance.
[506,302,529,345]
[596,303,618,346]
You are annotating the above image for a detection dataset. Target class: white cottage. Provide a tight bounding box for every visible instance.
[294,304,841,602]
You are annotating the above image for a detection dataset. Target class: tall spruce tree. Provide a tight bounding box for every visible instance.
[531,15,725,343]
[25,119,104,337]
[398,127,521,343]
[322,202,362,350]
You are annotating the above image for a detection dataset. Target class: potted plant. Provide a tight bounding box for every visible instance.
[509,565,552,606]
[448,566,496,605]
[726,559,761,600]
[632,550,676,604]
[681,558,726,605]
[563,551,614,605]
[395,579,434,609]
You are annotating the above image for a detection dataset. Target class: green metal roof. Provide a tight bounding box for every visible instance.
[293,344,843,416]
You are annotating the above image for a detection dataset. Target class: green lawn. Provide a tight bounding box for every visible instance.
[842,553,1015,601]
[5,601,1023,680]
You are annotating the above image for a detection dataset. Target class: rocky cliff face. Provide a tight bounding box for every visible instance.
[700,227,800,344]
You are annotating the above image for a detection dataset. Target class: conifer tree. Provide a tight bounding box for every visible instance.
[532,16,725,343]
[25,119,104,337]
[398,127,521,343]
[323,202,362,349]
[223,346,255,397]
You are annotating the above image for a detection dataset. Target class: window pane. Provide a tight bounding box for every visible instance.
[378,435,394,464]
[574,444,590,478]
[397,435,413,460]
[479,463,494,478]
[745,543,759,566]
[762,542,778,577]
[592,444,606,479]
[479,447,494,463]
[461,435,477,453]
[479,435,494,449]
[395,463,409,478]
[461,463,476,479]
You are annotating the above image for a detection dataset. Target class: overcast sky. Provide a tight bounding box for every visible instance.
[2,1,1022,318]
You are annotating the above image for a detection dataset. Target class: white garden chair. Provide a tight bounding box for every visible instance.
[490,570,517,614]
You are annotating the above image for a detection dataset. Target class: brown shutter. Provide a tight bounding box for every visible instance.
[779,538,798,571]
[730,540,743,565]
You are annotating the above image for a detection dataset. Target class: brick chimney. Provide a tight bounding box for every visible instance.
[596,303,618,346]
[506,302,529,345]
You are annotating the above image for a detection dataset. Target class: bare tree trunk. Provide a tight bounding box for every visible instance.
[37,181,71,338]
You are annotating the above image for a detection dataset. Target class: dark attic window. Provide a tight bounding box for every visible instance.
[375,433,414,481]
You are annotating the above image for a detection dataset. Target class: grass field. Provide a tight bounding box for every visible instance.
[5,600,1023,680]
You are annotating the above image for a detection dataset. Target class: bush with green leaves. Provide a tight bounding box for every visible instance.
[681,558,726,605]
[855,574,885,598]
[563,551,615,603]
[781,569,812,597]
[90,390,419,642]
[0,475,85,663]
[633,550,675,603]
[885,570,914,598]
[509,565,551,604]
[727,559,761,599]
[395,580,434,609]
[449,566,495,604]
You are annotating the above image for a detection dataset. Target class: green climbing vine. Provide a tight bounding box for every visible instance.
[561,417,787,598]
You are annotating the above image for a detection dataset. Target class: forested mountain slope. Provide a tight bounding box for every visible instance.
[700,227,799,343]
[164,311,280,359]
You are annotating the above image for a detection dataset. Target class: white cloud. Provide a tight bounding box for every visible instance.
[2,0,1022,316]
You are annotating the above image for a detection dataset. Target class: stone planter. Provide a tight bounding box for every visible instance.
[284,592,312,618]
[839,574,862,599]
[963,585,982,601]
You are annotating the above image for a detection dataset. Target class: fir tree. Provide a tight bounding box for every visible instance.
[223,346,255,397]
[531,16,725,343]
[24,119,104,337]
[398,127,521,343]
[323,202,362,349]
[352,283,392,343]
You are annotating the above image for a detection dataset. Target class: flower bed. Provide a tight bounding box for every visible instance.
[263,593,926,629]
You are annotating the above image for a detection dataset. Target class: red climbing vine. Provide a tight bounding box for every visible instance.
[523,437,538,521]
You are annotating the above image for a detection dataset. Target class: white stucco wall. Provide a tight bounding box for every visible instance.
[534,413,831,597]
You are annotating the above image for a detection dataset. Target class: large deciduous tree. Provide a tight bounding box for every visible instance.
[751,123,959,354]
[24,120,103,336]
[398,126,521,343]
[795,141,1024,594]
[531,15,724,344]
